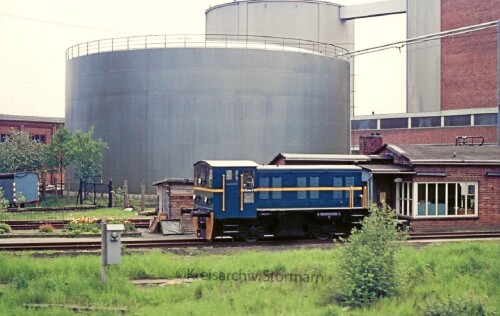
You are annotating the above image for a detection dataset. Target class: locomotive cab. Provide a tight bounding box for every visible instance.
[191,160,260,240]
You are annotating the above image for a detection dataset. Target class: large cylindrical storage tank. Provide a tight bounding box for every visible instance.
[206,0,353,50]
[66,43,350,193]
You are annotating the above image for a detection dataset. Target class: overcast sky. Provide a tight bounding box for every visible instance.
[0,0,406,118]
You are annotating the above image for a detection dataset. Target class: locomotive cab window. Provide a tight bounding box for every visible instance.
[195,164,209,187]
[243,170,255,189]
[226,170,239,184]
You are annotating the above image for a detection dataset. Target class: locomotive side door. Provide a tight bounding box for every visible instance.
[240,169,256,218]
[223,169,241,217]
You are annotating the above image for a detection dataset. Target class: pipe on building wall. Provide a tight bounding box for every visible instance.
[498,20,500,146]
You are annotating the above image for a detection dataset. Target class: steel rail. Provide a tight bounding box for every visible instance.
[1,231,500,251]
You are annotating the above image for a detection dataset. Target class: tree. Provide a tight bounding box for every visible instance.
[67,127,108,182]
[0,130,45,173]
[44,127,73,201]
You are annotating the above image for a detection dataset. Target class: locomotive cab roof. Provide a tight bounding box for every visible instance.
[195,160,261,168]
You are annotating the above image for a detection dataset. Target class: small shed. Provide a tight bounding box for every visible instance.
[151,178,194,235]
[0,172,39,205]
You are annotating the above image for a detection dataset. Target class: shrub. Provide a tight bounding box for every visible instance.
[38,224,54,233]
[0,222,12,234]
[422,295,496,316]
[0,188,9,211]
[333,203,407,308]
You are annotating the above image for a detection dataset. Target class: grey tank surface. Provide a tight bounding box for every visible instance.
[66,48,350,193]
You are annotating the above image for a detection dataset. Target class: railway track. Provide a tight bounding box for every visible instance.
[0,231,499,251]
[408,230,500,241]
[1,219,151,230]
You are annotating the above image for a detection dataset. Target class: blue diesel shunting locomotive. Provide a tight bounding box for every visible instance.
[186,160,368,241]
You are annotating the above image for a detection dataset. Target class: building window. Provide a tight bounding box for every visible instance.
[411,116,441,128]
[396,182,413,216]
[397,182,478,217]
[444,115,471,127]
[474,113,497,126]
[380,118,407,129]
[352,119,377,130]
[30,134,47,144]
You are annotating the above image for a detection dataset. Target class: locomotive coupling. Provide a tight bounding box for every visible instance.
[181,207,211,218]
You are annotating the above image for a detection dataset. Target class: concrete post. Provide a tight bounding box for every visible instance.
[123,180,128,209]
[141,181,145,212]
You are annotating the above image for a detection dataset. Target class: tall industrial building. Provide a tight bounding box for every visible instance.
[353,0,499,148]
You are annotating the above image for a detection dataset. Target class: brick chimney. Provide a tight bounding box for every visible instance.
[359,134,383,154]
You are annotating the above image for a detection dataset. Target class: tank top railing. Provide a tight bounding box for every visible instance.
[65,34,350,61]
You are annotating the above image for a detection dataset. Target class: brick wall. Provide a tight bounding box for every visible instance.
[352,126,498,146]
[158,181,195,234]
[410,165,500,231]
[0,121,61,144]
[441,0,499,111]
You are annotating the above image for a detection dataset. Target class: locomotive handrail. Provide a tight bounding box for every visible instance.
[65,33,350,61]
[252,187,364,192]
[240,174,244,211]
[222,174,226,212]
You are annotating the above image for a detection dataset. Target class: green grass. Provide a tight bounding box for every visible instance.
[0,207,149,222]
[0,241,498,315]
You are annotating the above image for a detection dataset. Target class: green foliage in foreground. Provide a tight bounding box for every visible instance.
[334,204,408,307]
[0,241,498,316]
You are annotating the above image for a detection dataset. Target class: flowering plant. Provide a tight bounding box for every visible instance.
[65,216,136,236]
[39,223,55,233]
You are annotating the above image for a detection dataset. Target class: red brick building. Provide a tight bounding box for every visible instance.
[0,114,65,184]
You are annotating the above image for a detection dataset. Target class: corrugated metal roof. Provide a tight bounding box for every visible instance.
[384,144,500,165]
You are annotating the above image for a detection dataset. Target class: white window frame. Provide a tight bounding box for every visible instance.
[395,181,413,217]
[396,181,478,218]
